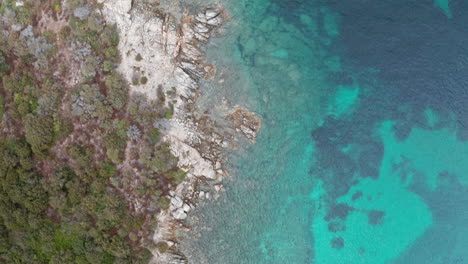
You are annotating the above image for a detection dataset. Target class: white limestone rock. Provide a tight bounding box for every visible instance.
[182,203,191,213]
[172,208,187,220]
[115,0,132,14]
[171,196,184,208]
[205,10,219,20]
[166,137,217,180]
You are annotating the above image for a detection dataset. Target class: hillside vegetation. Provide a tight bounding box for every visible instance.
[0,0,183,262]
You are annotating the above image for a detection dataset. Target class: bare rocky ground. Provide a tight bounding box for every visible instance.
[100,0,261,263]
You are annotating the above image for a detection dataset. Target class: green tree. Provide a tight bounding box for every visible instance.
[99,25,119,47]
[2,71,35,94]
[105,72,128,110]
[0,94,4,120]
[99,162,116,179]
[140,143,178,174]
[103,60,112,72]
[81,56,98,79]
[0,54,9,75]
[146,128,160,145]
[104,131,127,161]
[24,114,55,156]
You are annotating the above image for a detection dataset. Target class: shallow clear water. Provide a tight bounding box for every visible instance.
[183,0,468,263]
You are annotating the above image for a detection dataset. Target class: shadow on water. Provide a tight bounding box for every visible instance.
[326,0,468,136]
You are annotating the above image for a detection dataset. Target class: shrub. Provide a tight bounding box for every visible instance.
[157,85,165,102]
[99,162,116,179]
[103,60,112,72]
[155,242,169,253]
[71,84,112,121]
[146,128,160,145]
[52,0,62,13]
[159,196,170,211]
[0,94,4,120]
[59,26,72,41]
[104,130,127,163]
[165,169,187,184]
[164,102,174,119]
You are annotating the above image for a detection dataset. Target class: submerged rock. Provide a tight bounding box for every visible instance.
[226,107,262,142]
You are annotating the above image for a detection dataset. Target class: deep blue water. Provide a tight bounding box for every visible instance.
[182,0,468,263]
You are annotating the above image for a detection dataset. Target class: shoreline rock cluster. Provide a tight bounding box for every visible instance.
[101,1,261,263]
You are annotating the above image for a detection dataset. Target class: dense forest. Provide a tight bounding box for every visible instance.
[0,0,182,262]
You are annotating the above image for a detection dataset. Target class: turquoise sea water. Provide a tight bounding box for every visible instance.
[182,0,468,263]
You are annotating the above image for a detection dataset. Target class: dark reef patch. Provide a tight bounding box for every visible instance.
[367,210,385,226]
[331,237,345,249]
[351,191,363,201]
[325,203,354,221]
[328,220,346,233]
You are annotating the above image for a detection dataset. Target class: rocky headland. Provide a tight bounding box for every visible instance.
[101,0,261,263]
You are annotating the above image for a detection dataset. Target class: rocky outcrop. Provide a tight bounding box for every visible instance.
[227,107,262,142]
[102,0,226,105]
[101,1,260,263]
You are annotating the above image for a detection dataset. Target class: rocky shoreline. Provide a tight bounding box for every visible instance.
[101,1,261,263]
